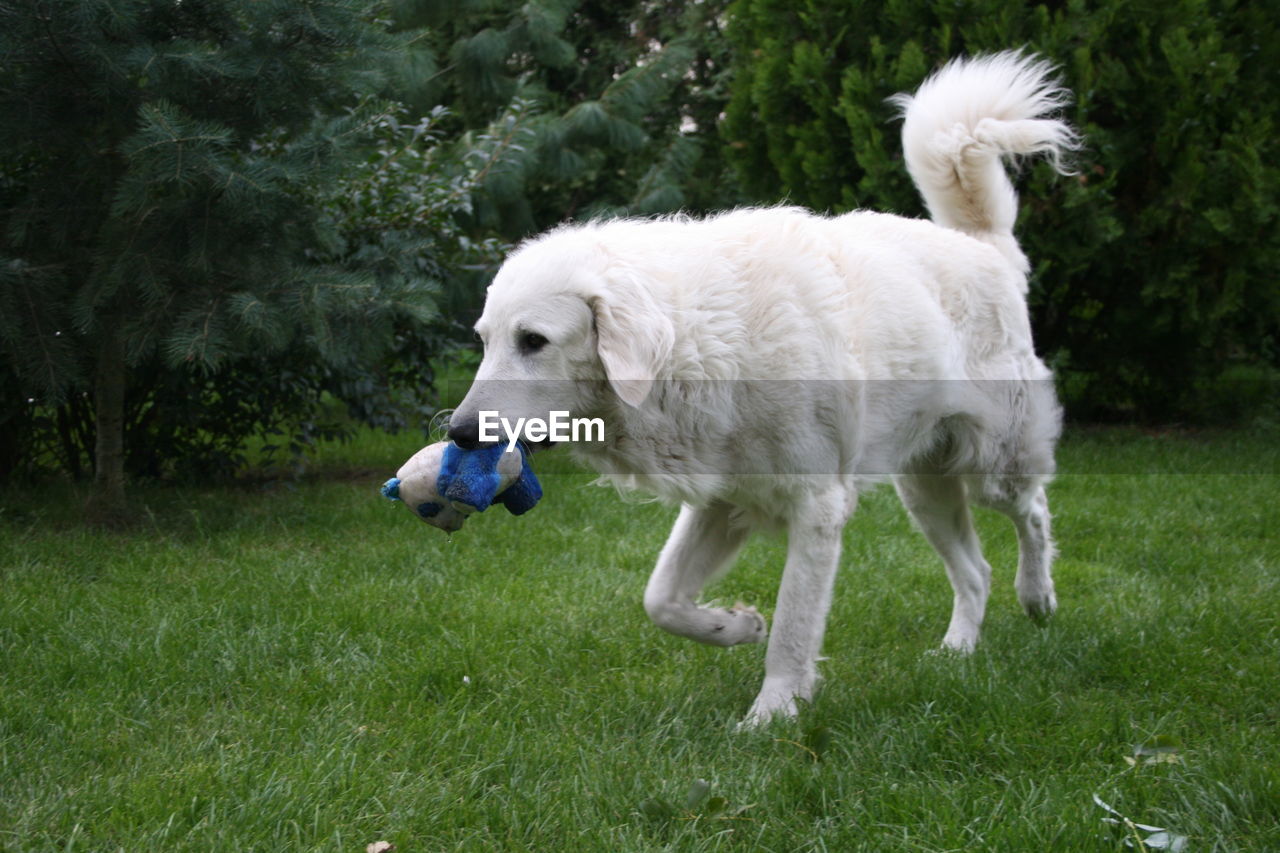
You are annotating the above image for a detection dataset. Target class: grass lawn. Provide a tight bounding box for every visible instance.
[1,427,1277,851]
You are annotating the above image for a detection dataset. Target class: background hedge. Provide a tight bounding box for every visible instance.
[723,0,1279,421]
[3,0,1276,491]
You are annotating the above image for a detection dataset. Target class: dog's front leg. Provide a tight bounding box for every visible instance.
[643,502,765,646]
[742,488,851,727]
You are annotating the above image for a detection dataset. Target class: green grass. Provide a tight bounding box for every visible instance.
[1,428,1277,851]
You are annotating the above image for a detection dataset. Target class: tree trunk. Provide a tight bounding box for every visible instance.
[56,404,84,479]
[91,331,128,519]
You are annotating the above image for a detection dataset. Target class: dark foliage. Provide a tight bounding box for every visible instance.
[723,0,1279,421]
[0,0,481,483]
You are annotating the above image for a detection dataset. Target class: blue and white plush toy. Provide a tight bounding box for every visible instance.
[381,440,542,533]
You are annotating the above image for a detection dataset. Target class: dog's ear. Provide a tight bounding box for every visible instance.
[589,276,674,408]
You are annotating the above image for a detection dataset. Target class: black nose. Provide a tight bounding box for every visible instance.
[448,418,481,450]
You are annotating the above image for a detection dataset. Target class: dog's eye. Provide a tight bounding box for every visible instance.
[518,331,549,354]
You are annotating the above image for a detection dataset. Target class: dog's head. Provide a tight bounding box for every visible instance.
[448,229,674,449]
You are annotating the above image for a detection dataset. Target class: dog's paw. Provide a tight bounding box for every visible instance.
[1018,589,1059,622]
[737,675,811,730]
[1020,588,1058,623]
[646,598,767,646]
[724,602,767,645]
[696,601,768,646]
[938,632,978,655]
[737,694,798,730]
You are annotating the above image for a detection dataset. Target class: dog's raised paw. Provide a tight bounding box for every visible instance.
[727,602,768,645]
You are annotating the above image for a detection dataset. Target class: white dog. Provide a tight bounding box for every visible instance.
[448,51,1080,726]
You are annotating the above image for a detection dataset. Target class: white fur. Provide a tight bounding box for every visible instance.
[451,51,1077,726]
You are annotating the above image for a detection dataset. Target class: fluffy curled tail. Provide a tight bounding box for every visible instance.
[890,51,1081,274]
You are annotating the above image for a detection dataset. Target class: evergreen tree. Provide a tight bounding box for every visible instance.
[0,0,446,504]
[392,0,739,241]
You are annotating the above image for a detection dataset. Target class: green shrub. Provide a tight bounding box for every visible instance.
[723,0,1279,422]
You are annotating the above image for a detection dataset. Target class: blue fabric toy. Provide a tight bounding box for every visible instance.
[381,440,542,533]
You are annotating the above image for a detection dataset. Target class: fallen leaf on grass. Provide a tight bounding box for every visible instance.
[684,778,712,811]
[1093,793,1188,851]
[1126,735,1183,767]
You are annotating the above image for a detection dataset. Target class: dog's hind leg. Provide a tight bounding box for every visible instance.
[896,473,992,653]
[974,478,1057,620]
[742,486,852,727]
[643,502,765,647]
